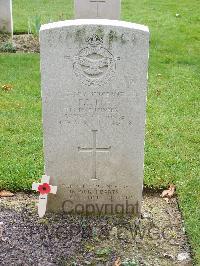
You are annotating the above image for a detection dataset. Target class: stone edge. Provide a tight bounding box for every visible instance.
[40,19,149,33]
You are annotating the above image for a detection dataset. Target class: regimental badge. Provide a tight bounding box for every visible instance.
[73,34,116,86]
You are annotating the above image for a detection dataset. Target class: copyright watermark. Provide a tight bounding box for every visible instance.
[62,200,139,215]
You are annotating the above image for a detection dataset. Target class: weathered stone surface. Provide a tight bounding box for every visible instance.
[74,0,121,20]
[0,0,13,34]
[40,19,149,215]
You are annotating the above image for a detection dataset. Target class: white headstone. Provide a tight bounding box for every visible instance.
[74,0,121,20]
[40,19,149,215]
[0,0,13,34]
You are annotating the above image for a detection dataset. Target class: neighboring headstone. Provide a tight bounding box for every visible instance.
[74,0,121,20]
[0,0,13,34]
[40,19,149,215]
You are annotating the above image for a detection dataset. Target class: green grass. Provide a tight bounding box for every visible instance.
[13,0,73,33]
[1,0,200,264]
[0,54,43,190]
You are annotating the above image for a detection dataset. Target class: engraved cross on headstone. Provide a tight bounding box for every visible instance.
[89,0,106,17]
[78,130,111,180]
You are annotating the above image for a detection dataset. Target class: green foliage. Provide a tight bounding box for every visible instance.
[0,42,16,53]
[13,0,73,33]
[121,258,138,266]
[95,247,112,257]
[28,15,42,35]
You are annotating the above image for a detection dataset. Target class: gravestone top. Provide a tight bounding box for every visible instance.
[40,19,149,33]
[74,0,121,20]
[0,0,13,34]
[40,19,149,215]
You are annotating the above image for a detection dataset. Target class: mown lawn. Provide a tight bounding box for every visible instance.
[0,55,43,190]
[1,0,200,263]
[13,0,73,33]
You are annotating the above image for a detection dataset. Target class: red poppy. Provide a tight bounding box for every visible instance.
[38,183,51,195]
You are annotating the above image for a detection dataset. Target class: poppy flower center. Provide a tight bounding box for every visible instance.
[38,183,51,195]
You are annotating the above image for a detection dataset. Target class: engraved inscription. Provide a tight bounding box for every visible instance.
[78,130,111,180]
[73,34,116,86]
[61,184,133,202]
[60,94,128,127]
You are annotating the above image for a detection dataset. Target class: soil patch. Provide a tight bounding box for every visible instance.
[0,34,39,53]
[0,192,192,265]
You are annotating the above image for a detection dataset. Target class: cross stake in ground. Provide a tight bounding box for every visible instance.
[32,175,57,218]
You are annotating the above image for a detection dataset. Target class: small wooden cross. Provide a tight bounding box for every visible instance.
[0,222,3,239]
[32,175,57,218]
